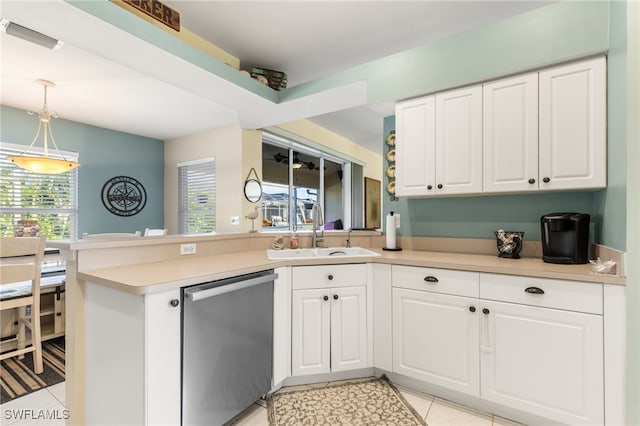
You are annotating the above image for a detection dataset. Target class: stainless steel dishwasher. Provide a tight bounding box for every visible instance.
[181,270,276,426]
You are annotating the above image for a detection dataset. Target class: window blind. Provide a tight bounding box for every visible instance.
[178,158,216,234]
[0,143,78,239]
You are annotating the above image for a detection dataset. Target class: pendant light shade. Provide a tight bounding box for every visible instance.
[9,79,80,174]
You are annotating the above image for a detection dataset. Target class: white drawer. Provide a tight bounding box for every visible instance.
[292,264,366,290]
[480,273,603,314]
[391,265,479,298]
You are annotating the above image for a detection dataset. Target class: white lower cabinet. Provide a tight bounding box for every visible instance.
[393,288,479,396]
[479,300,603,425]
[392,266,480,396]
[291,265,368,376]
[391,267,605,426]
[84,282,182,426]
[479,274,604,425]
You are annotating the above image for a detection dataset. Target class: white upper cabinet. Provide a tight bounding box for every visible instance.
[395,56,607,197]
[539,56,607,190]
[435,85,483,195]
[395,96,436,196]
[395,85,482,197]
[483,73,539,193]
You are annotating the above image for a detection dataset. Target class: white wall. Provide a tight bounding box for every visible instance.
[164,124,244,234]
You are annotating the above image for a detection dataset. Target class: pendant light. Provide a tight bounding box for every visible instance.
[10,79,80,174]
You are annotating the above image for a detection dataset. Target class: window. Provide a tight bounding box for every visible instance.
[261,134,362,232]
[178,158,216,234]
[0,143,78,239]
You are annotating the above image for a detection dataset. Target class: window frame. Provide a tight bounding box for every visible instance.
[262,132,361,233]
[177,157,216,235]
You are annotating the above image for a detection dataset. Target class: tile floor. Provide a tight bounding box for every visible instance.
[0,380,526,425]
[1,382,66,426]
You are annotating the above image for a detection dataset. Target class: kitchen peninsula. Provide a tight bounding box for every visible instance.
[49,233,625,426]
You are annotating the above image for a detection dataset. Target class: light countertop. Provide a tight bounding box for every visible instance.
[76,248,625,295]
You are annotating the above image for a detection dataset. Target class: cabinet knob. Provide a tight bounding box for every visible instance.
[437,184,443,189]
[328,274,334,280]
[482,308,490,315]
[323,295,329,301]
[528,178,536,184]
[56,312,62,317]
[427,185,433,190]
[424,276,439,283]
[333,294,339,300]
[524,286,545,295]
[169,299,180,308]
[469,306,476,313]
[543,177,551,183]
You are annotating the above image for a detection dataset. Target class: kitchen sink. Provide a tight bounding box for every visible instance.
[267,247,380,260]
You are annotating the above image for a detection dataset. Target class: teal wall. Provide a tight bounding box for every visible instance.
[380,1,629,251]
[593,0,628,251]
[285,1,610,104]
[0,105,164,237]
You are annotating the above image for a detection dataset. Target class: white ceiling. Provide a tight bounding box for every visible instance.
[0,0,550,153]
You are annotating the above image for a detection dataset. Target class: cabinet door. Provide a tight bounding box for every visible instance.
[435,85,483,195]
[480,300,603,425]
[145,289,181,426]
[393,288,480,396]
[539,56,606,190]
[483,73,539,193]
[395,96,436,196]
[291,288,331,376]
[330,286,367,372]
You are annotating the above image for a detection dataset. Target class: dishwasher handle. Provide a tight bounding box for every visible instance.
[185,272,278,302]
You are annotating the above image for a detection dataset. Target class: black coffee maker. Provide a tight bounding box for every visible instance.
[540,213,590,264]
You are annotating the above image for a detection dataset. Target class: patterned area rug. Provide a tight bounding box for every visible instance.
[267,376,427,425]
[0,337,65,403]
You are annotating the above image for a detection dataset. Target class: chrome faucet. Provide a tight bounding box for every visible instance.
[311,203,324,248]
[346,228,352,248]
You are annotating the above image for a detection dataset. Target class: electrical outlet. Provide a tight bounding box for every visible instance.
[180,243,196,255]
[395,214,401,228]
[231,216,240,225]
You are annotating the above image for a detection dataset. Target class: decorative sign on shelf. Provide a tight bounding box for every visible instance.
[101,176,147,217]
[113,0,181,32]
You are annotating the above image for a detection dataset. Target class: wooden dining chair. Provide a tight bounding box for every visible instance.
[0,236,46,374]
[144,228,168,236]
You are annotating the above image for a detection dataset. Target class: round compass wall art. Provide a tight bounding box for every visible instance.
[101,176,147,217]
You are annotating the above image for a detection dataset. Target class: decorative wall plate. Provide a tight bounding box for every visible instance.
[386,149,396,163]
[101,176,147,217]
[386,165,396,179]
[386,132,396,147]
[386,181,396,195]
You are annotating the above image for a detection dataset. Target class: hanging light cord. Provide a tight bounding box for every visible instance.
[18,82,70,162]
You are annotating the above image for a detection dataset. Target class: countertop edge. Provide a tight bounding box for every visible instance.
[75,249,625,295]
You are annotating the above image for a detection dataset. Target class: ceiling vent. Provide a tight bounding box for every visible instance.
[0,18,63,50]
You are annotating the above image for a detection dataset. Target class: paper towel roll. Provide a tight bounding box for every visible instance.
[386,212,396,249]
